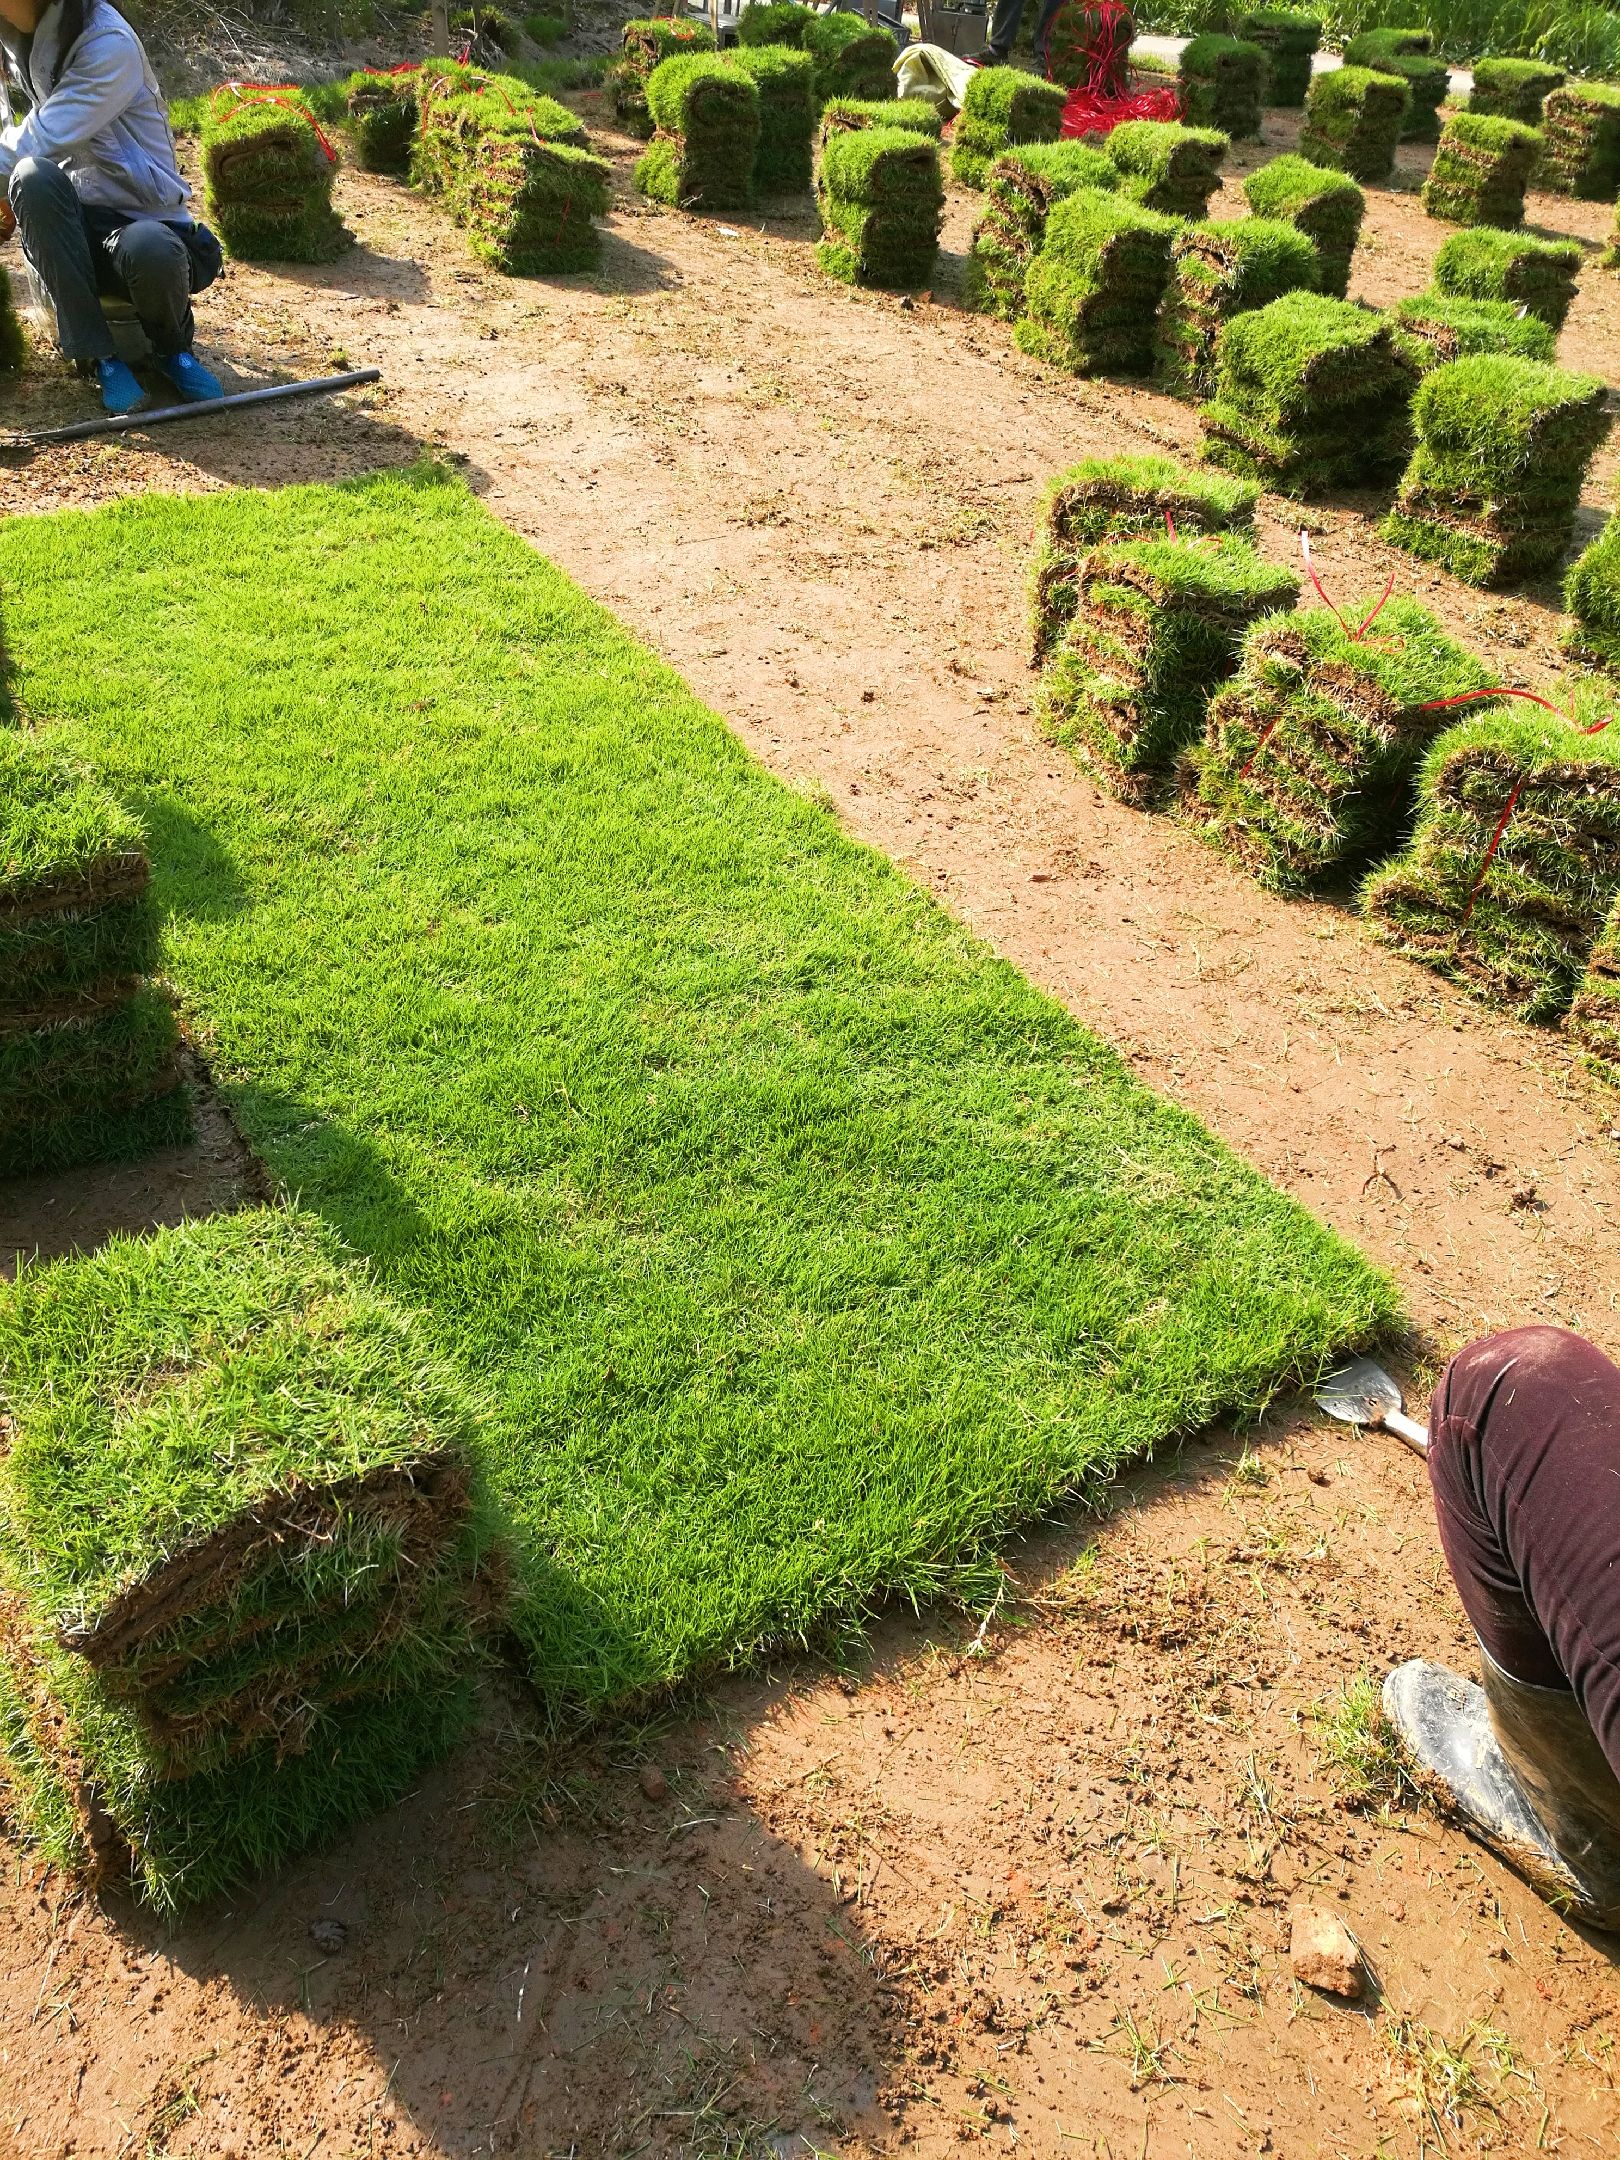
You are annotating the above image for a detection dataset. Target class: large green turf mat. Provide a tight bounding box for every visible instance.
[0,466,1395,1707]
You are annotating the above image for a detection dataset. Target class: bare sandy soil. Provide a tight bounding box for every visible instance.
[0,96,1618,2158]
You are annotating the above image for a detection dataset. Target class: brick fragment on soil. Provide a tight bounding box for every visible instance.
[1289,1903,1365,1997]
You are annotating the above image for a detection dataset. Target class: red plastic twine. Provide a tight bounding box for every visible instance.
[1299,530,1396,644]
[226,82,338,163]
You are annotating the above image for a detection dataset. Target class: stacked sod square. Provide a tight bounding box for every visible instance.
[1045,0,1134,93]
[414,67,608,273]
[1015,187,1179,376]
[803,12,897,110]
[950,67,1067,191]
[736,0,812,46]
[1153,216,1319,399]
[1565,509,1620,669]
[1200,290,1418,494]
[1300,64,1410,182]
[0,266,25,374]
[1537,82,1620,199]
[1179,35,1267,140]
[613,16,715,138]
[1566,885,1620,1076]
[1107,118,1228,216]
[200,83,347,262]
[1040,533,1299,802]
[1432,224,1582,329]
[1387,290,1555,373]
[1341,28,1448,142]
[817,124,943,288]
[1384,354,1609,586]
[0,733,187,1177]
[341,66,419,174]
[727,46,816,194]
[1028,452,1260,663]
[0,1208,504,1911]
[817,96,942,147]
[1364,689,1620,1022]
[1468,57,1564,126]
[637,53,761,212]
[1236,9,1322,107]
[1421,111,1541,227]
[1183,598,1500,891]
[1242,151,1363,297]
[966,140,1116,321]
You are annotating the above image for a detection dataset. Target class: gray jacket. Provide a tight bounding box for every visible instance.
[0,0,191,219]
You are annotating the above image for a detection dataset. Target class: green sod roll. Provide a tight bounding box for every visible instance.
[817,123,942,288]
[1199,288,1418,495]
[1468,56,1563,127]
[1106,117,1228,216]
[1383,353,1610,587]
[1152,215,1319,401]
[613,15,715,138]
[1566,887,1620,1079]
[1179,34,1266,140]
[1182,598,1500,893]
[1537,80,1620,199]
[200,83,348,263]
[1028,452,1259,664]
[0,266,23,374]
[736,0,812,45]
[803,11,897,110]
[1041,533,1299,803]
[412,66,606,273]
[637,52,761,211]
[1014,185,1179,377]
[1565,510,1620,671]
[1236,9,1321,107]
[728,45,816,195]
[1342,28,1448,143]
[1363,690,1620,1023]
[950,66,1066,192]
[1421,111,1541,229]
[1241,150,1363,298]
[1431,224,1582,330]
[341,66,419,174]
[965,139,1116,321]
[1299,63,1410,182]
[1387,290,1556,373]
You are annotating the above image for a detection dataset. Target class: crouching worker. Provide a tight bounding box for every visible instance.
[0,0,223,414]
[1386,1326,1620,1930]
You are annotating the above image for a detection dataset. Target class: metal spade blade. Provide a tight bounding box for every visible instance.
[1314,1356,1429,1455]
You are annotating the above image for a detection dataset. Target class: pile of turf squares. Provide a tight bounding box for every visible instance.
[1468,56,1563,126]
[1107,118,1228,215]
[1183,598,1499,892]
[818,96,941,147]
[1565,508,1620,670]
[1,732,187,1178]
[414,65,607,273]
[1299,64,1409,182]
[965,140,1115,321]
[950,68,1066,190]
[1567,889,1620,1077]
[1383,354,1610,586]
[1015,187,1179,376]
[341,66,419,173]
[1200,290,1417,495]
[1027,452,1259,663]
[727,46,815,194]
[1341,28,1447,141]
[1045,0,1134,92]
[1241,151,1363,297]
[613,16,714,138]
[818,124,943,287]
[1236,9,1321,107]
[1178,34,1266,140]
[1040,533,1299,802]
[736,0,812,45]
[0,266,25,373]
[1537,82,1620,199]
[1387,290,1554,373]
[637,54,760,211]
[0,1209,503,1912]
[1364,690,1620,1022]
[1431,225,1581,330]
[1153,216,1319,400]
[200,84,347,261]
[803,12,896,108]
[1421,111,1541,227]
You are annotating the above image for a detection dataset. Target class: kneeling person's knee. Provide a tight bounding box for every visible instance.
[115,218,190,289]
[8,155,75,215]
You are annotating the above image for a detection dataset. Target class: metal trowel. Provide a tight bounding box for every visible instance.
[1313,1356,1430,1456]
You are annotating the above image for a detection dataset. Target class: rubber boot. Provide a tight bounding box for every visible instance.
[1383,1656,1620,1930]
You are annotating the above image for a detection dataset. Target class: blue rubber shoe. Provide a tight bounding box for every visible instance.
[155,351,224,403]
[94,357,147,416]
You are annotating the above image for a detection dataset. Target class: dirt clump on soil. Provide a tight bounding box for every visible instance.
[1,92,1619,2157]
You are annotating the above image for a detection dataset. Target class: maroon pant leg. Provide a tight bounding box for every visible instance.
[1428,1326,1620,1779]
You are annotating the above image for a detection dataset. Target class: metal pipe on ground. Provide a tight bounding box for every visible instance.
[15,369,384,448]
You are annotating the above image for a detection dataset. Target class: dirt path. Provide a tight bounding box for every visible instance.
[1,99,1619,2157]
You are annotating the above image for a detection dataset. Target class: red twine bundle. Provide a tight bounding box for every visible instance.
[224,81,338,164]
[1054,0,1181,135]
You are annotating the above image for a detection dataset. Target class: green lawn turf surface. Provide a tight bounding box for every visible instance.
[0,464,1397,1709]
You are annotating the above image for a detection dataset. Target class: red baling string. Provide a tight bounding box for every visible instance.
[1299,530,1395,644]
[226,81,338,163]
[1163,509,1177,541]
